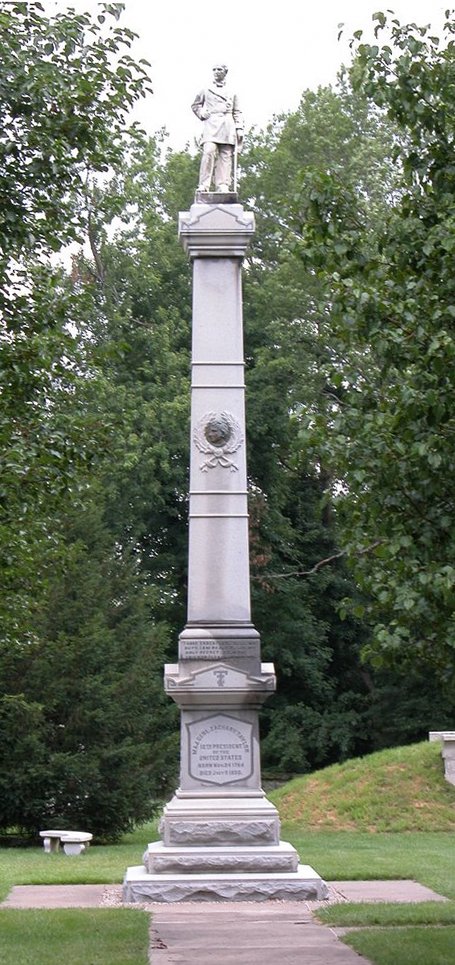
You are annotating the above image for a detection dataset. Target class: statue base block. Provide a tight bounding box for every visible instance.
[123,863,329,903]
[195,190,238,204]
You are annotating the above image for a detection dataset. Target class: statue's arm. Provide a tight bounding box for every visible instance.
[192,90,209,121]
[232,94,243,131]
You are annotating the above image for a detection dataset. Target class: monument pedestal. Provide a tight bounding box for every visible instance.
[123,202,327,902]
[124,864,327,903]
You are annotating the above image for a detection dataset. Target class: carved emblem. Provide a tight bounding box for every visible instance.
[194,411,243,472]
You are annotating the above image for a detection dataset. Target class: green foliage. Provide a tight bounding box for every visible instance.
[3,6,454,835]
[85,140,194,632]
[0,696,49,830]
[294,13,455,677]
[0,0,151,258]
[0,1,152,643]
[0,269,99,645]
[0,140,195,836]
[240,88,405,771]
[0,498,179,838]
[0,3,179,838]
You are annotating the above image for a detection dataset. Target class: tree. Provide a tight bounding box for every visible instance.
[0,495,178,839]
[0,1,183,837]
[0,140,198,836]
[79,139,196,633]
[0,0,151,642]
[0,0,151,258]
[238,73,455,764]
[296,13,455,680]
[235,91,396,772]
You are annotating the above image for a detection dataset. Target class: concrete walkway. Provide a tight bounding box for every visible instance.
[1,880,449,965]
[148,900,370,965]
[2,884,108,908]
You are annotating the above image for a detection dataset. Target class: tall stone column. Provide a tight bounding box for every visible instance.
[123,200,327,902]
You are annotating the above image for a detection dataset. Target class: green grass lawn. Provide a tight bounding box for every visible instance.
[1,741,454,965]
[344,926,455,965]
[283,828,455,899]
[0,909,149,965]
[0,821,160,903]
[2,827,453,903]
[316,900,455,927]
[270,740,455,832]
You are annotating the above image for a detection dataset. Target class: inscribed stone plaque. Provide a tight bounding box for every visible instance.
[187,713,253,785]
[180,639,259,660]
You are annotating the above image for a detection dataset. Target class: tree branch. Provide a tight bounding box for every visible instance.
[252,539,384,580]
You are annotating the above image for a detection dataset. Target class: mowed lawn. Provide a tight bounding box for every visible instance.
[0,908,150,965]
[272,741,455,965]
[278,739,455,964]
[0,741,454,965]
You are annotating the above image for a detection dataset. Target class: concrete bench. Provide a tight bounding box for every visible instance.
[39,830,93,855]
[429,731,455,786]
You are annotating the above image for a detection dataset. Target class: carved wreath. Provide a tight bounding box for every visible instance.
[194,411,243,472]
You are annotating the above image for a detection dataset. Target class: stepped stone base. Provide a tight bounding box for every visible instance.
[123,863,329,903]
[144,840,299,874]
[159,794,280,847]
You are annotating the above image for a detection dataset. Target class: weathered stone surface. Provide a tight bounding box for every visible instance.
[179,634,260,663]
[164,820,278,847]
[123,864,329,903]
[179,204,254,259]
[158,791,281,843]
[151,855,296,873]
[144,842,299,875]
[165,663,275,712]
[178,709,265,792]
[178,626,262,676]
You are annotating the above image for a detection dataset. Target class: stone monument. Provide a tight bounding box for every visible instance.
[191,63,243,195]
[123,81,328,902]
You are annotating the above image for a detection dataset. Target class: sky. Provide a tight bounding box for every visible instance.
[51,0,449,148]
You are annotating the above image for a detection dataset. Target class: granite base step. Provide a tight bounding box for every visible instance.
[144,840,299,874]
[123,863,329,903]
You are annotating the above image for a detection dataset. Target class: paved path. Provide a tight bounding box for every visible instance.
[1,880,449,965]
[1,884,107,908]
[148,900,370,965]
[327,880,449,903]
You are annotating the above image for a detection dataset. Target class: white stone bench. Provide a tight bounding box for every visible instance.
[39,830,93,855]
[429,731,455,786]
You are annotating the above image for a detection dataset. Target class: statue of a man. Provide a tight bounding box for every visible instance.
[192,64,243,193]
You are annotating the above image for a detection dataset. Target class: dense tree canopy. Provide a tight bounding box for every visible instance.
[294,13,455,680]
[0,0,151,643]
[0,1,180,838]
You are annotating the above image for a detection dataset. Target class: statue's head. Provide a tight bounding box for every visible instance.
[213,64,228,82]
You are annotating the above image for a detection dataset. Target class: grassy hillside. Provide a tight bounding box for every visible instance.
[269,740,455,832]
